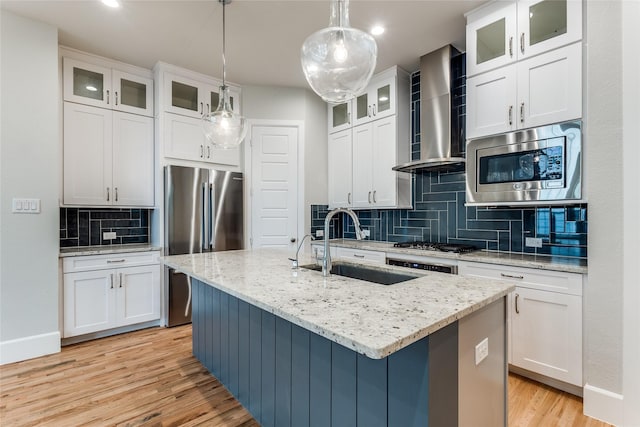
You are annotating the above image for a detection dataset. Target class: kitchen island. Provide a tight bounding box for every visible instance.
[162,249,514,427]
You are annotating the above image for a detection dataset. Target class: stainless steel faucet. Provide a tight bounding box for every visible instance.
[323,208,366,276]
[289,234,315,268]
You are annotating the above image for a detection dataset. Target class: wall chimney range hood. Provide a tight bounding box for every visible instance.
[393,45,465,173]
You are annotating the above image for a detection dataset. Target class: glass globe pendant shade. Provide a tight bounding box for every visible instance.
[301,0,377,104]
[203,86,247,149]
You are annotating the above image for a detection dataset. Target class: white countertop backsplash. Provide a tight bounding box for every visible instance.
[162,248,513,359]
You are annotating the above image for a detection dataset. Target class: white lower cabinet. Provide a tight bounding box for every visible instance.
[62,251,160,338]
[459,261,583,387]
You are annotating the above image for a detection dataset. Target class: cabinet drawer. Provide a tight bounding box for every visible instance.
[336,247,385,264]
[458,261,582,296]
[63,251,160,273]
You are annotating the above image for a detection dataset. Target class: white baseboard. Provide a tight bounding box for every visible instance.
[0,331,61,365]
[584,383,624,426]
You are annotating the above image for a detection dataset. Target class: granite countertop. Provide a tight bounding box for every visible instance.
[59,244,161,258]
[318,239,588,274]
[161,249,513,359]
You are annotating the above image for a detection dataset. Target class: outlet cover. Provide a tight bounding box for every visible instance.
[315,230,324,238]
[103,231,117,240]
[362,229,371,237]
[475,337,489,365]
[525,237,543,248]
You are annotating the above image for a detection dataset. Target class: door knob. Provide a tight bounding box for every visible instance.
[290,237,296,243]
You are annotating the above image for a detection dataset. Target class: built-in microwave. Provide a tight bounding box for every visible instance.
[466,121,582,206]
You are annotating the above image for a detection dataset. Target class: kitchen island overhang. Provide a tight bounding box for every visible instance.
[162,249,514,426]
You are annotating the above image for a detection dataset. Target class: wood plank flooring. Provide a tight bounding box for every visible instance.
[1,325,611,427]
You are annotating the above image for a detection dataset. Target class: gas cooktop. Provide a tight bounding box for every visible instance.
[392,241,478,254]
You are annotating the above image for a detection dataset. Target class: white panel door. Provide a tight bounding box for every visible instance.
[250,125,298,249]
[63,102,113,206]
[511,286,583,386]
[63,270,116,337]
[327,129,353,208]
[517,42,582,129]
[112,112,154,207]
[371,116,397,207]
[466,64,517,139]
[352,123,374,208]
[116,265,161,327]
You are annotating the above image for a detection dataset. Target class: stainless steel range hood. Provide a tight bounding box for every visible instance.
[393,45,465,173]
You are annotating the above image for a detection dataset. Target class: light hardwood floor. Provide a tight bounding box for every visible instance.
[1,325,611,427]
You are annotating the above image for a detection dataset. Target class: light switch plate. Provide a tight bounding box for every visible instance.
[525,237,543,248]
[12,198,40,214]
[475,337,489,365]
[362,229,371,237]
[103,231,117,240]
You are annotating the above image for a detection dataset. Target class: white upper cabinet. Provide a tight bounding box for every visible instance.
[353,70,397,127]
[328,101,353,134]
[328,128,353,208]
[467,64,518,138]
[63,57,153,117]
[163,72,238,119]
[466,0,582,78]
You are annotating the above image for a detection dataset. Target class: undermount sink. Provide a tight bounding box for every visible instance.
[299,262,419,285]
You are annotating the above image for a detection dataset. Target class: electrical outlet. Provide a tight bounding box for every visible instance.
[362,229,371,237]
[315,230,324,238]
[103,231,117,240]
[475,337,489,365]
[525,237,543,248]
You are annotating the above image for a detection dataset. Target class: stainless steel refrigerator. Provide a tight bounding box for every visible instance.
[164,165,244,327]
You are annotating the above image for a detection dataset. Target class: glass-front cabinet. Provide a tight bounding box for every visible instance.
[352,72,396,127]
[328,101,352,134]
[164,73,237,119]
[466,0,582,77]
[63,58,153,117]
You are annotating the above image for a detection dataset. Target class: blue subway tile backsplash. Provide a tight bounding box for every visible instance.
[60,208,150,247]
[311,58,587,259]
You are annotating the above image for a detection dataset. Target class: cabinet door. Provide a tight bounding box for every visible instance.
[116,265,161,327]
[112,70,154,117]
[63,103,113,206]
[352,124,374,208]
[327,129,353,208]
[163,113,206,162]
[353,91,371,127]
[63,57,112,109]
[517,42,582,129]
[370,74,396,121]
[371,116,397,207]
[511,286,582,386]
[63,270,117,337]
[328,101,352,134]
[164,73,206,118]
[112,112,155,207]
[466,64,517,139]
[517,0,582,59]
[466,2,517,77]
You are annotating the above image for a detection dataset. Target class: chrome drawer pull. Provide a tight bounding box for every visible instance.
[515,293,520,314]
[501,273,524,280]
[107,259,126,264]
[353,254,365,258]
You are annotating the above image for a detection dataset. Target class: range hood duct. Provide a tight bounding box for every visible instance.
[393,45,465,173]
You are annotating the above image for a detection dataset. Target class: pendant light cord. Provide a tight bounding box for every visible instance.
[221,0,227,88]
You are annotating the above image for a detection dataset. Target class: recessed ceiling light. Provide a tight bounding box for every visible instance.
[101,0,120,8]
[371,25,385,36]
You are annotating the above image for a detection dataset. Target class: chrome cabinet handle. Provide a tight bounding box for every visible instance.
[353,254,365,258]
[372,104,376,116]
[115,91,118,106]
[119,272,123,288]
[107,259,126,264]
[515,293,520,314]
[520,102,525,123]
[106,187,110,202]
[509,36,513,57]
[200,145,204,158]
[206,103,210,114]
[368,191,372,203]
[520,33,525,54]
[347,112,351,124]
[110,273,114,289]
[115,187,118,202]
[508,105,513,125]
[207,145,211,159]
[199,102,203,114]
[348,192,352,204]
[373,190,377,203]
[106,90,110,105]
[501,272,524,280]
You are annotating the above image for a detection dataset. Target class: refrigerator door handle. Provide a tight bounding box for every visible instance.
[185,275,192,317]
[209,183,215,250]
[202,182,208,251]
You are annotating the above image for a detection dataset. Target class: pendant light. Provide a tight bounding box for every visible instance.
[203,0,248,149]
[300,0,377,104]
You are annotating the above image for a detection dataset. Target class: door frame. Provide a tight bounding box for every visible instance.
[243,120,305,251]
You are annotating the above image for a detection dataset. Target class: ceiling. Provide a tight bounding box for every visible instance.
[1,0,485,89]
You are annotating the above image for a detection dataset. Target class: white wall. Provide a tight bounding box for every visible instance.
[242,85,328,238]
[0,11,61,363]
